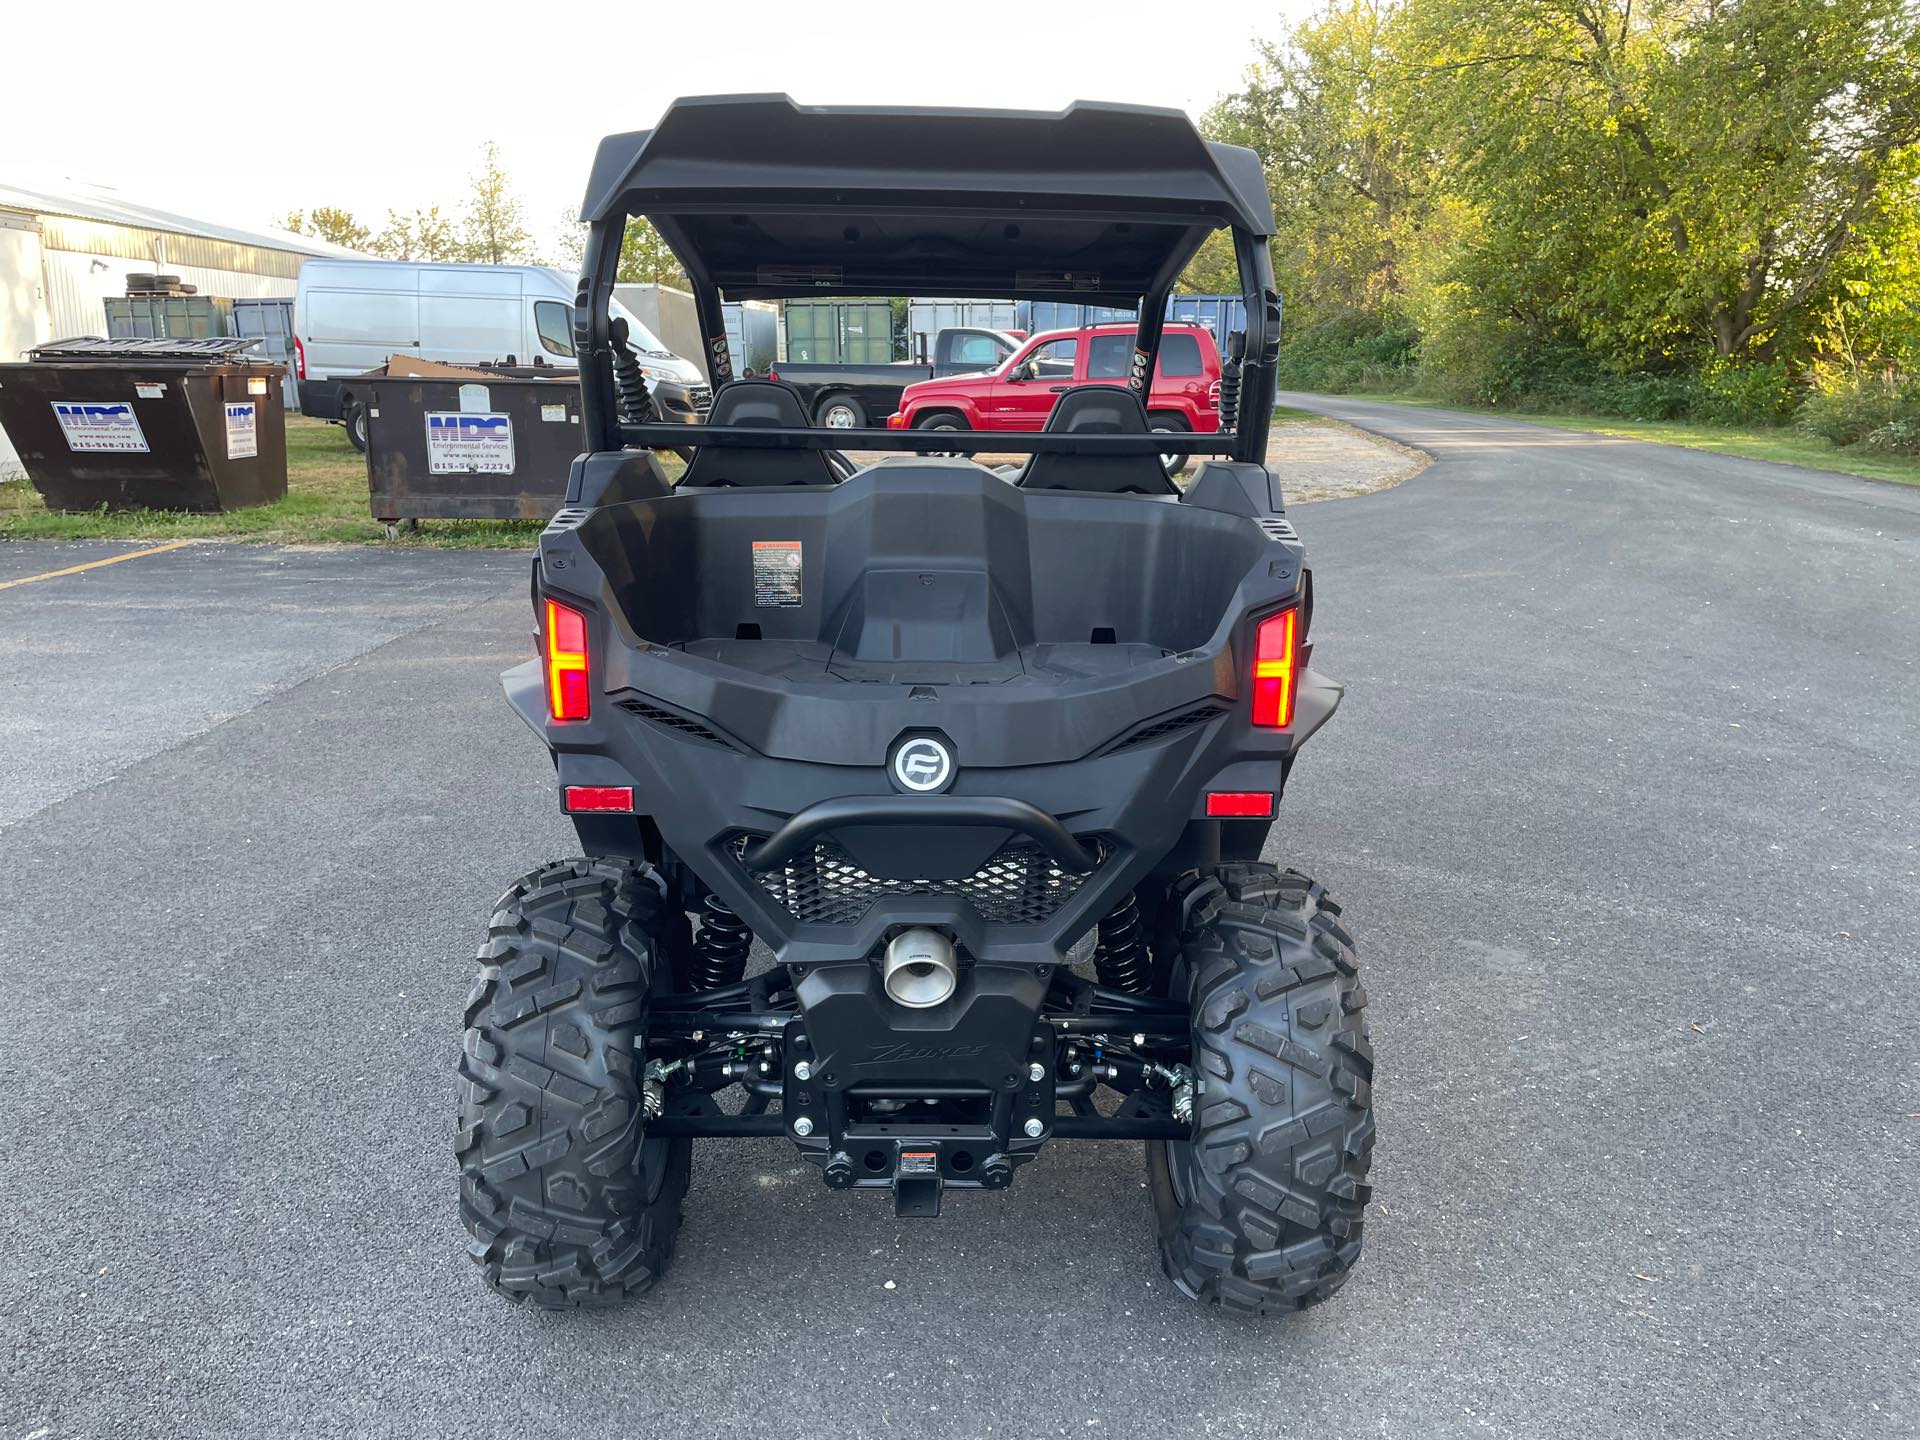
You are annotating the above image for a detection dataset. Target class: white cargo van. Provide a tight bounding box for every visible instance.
[293,260,703,449]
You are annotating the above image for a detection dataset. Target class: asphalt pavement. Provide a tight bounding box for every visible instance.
[1,403,1915,1439]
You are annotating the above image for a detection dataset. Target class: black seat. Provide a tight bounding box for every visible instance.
[678,379,838,487]
[1014,385,1177,495]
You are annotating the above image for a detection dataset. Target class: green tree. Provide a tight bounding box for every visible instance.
[1815,153,1920,378]
[547,210,687,285]
[278,205,371,251]
[1406,0,1920,363]
[1203,0,1920,410]
[553,208,587,272]
[615,218,688,287]
[371,205,462,262]
[1178,229,1241,294]
[458,141,534,264]
[1206,1,1425,333]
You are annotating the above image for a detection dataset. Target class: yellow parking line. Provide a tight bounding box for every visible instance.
[0,538,199,593]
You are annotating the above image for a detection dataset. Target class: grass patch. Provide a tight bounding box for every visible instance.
[0,416,544,547]
[1337,393,1920,487]
[1272,405,1321,422]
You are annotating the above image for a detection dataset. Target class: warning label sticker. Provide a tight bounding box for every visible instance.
[224,402,258,459]
[752,540,803,608]
[898,1150,939,1177]
[51,400,149,453]
[425,411,515,474]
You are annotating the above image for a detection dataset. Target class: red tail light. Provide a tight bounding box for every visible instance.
[767,368,779,382]
[544,598,590,722]
[293,335,306,381]
[1250,607,1299,729]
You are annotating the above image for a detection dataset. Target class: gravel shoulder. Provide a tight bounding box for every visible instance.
[1267,418,1429,503]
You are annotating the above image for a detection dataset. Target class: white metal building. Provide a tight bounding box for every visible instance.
[0,180,364,475]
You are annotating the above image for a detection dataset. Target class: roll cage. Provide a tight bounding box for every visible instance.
[570,94,1281,466]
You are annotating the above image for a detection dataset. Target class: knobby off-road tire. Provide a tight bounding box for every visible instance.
[1149,864,1375,1312]
[458,858,691,1308]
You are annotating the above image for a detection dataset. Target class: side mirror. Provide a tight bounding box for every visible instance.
[1015,358,1040,381]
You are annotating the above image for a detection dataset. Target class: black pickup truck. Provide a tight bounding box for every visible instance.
[768,325,1018,429]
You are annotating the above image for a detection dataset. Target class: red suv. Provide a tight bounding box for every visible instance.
[887,324,1222,462]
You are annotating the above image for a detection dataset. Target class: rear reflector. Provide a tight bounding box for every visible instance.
[1206,791,1274,818]
[544,598,590,722]
[564,785,633,813]
[1250,606,1299,729]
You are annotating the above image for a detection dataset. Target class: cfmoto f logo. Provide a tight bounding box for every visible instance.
[890,735,955,794]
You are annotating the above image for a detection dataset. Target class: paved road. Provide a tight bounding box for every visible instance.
[1,402,1915,1439]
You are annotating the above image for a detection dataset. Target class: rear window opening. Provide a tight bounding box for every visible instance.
[1158,333,1203,377]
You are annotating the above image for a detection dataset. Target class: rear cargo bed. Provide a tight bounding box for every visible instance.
[577,462,1267,689]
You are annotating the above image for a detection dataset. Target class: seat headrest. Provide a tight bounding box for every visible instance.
[1043,385,1151,434]
[706,378,810,429]
[678,379,838,487]
[1015,384,1177,495]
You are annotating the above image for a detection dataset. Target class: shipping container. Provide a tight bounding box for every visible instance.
[907,299,1019,362]
[1015,300,1139,335]
[103,294,233,340]
[723,300,778,377]
[230,297,300,409]
[780,300,898,364]
[1014,295,1254,342]
[1164,294,1251,342]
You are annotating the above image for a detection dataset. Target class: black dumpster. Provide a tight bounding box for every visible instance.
[362,364,585,528]
[0,337,287,512]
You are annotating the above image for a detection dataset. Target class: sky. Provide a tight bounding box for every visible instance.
[0,0,1302,255]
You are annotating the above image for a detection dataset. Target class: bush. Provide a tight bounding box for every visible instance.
[1796,376,1920,448]
[1693,359,1802,426]
[1272,317,1417,393]
[1861,418,1920,455]
[1271,321,1903,442]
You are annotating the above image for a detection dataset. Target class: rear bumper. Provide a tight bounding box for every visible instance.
[502,653,1340,968]
[298,378,344,420]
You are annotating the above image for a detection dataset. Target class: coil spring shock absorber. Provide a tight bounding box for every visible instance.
[1218,330,1244,432]
[1093,892,1150,994]
[692,894,751,990]
[609,318,657,425]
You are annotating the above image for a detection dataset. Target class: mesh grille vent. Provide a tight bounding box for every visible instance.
[737,835,1098,927]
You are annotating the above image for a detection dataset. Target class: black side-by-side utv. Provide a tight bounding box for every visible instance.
[459,95,1375,1313]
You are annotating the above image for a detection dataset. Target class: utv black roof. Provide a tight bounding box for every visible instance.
[572,94,1282,464]
[580,95,1275,304]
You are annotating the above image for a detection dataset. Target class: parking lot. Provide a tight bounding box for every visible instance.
[1,399,1916,1438]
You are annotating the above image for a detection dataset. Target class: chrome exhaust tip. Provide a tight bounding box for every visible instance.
[882,927,958,1008]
